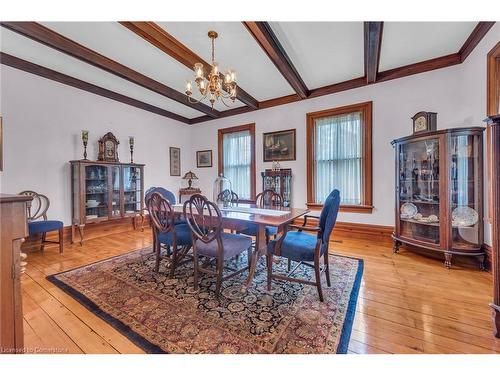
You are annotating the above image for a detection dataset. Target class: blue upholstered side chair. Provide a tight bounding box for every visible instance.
[238,189,283,244]
[19,190,64,253]
[146,192,192,277]
[143,186,186,230]
[183,194,253,296]
[266,189,341,302]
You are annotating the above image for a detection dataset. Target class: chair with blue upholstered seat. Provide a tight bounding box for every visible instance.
[144,187,186,225]
[183,194,252,296]
[266,189,341,302]
[19,190,64,253]
[146,192,192,277]
[238,189,283,244]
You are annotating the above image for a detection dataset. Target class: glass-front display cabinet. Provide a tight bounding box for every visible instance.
[70,160,145,245]
[261,169,292,207]
[391,127,485,269]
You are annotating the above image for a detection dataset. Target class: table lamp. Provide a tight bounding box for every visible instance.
[182,170,198,189]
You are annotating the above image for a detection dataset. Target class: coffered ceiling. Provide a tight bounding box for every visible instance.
[0,21,495,124]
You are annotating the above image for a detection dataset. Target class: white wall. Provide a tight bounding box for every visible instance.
[189,24,499,246]
[0,65,192,226]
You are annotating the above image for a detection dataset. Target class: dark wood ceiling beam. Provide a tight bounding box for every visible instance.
[0,52,190,123]
[119,21,259,110]
[376,53,462,82]
[0,21,219,118]
[364,22,384,83]
[459,21,496,62]
[243,21,309,99]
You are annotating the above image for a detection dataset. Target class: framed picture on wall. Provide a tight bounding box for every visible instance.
[263,128,296,162]
[169,147,181,176]
[196,150,212,168]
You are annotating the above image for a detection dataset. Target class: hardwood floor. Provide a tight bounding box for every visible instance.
[20,228,500,354]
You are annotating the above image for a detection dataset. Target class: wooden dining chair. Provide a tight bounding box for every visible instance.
[266,189,341,302]
[239,189,283,244]
[255,189,283,208]
[19,190,64,253]
[146,192,192,277]
[216,189,239,204]
[183,194,252,296]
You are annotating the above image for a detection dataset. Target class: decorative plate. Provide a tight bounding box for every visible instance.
[452,206,479,227]
[428,214,439,223]
[400,202,418,219]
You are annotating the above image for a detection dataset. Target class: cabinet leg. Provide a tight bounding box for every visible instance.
[77,224,85,246]
[477,255,486,271]
[444,252,452,269]
[71,224,75,244]
[393,240,401,253]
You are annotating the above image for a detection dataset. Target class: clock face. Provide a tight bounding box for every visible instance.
[414,116,427,132]
[105,140,115,157]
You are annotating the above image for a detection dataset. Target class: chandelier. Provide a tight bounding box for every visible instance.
[185,31,237,108]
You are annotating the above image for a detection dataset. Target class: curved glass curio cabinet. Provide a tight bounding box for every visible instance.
[391,127,485,269]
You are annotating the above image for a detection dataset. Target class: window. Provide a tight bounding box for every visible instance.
[306,102,373,213]
[218,123,256,201]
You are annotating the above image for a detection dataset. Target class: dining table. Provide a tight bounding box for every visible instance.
[173,203,309,292]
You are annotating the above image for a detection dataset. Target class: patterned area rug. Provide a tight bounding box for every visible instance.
[48,248,363,354]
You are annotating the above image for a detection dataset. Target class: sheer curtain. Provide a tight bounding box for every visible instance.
[314,112,362,204]
[223,130,251,199]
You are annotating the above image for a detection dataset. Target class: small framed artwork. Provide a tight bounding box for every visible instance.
[263,128,296,162]
[169,147,181,176]
[196,150,213,168]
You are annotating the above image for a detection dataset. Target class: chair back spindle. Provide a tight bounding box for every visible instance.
[183,194,222,245]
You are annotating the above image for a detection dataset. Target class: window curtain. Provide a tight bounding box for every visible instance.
[223,130,251,199]
[314,112,362,204]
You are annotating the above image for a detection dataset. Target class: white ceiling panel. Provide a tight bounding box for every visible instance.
[270,22,365,89]
[39,22,244,112]
[158,22,295,101]
[379,22,476,71]
[0,27,204,119]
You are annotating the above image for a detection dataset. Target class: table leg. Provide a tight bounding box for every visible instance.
[241,223,267,292]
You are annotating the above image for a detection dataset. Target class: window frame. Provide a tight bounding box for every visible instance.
[217,123,256,203]
[306,101,373,213]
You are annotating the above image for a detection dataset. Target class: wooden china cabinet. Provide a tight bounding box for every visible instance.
[70,160,145,245]
[391,127,485,269]
[261,169,292,207]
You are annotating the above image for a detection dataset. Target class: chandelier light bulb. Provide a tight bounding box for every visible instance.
[194,63,204,78]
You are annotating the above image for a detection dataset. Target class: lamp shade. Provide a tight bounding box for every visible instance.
[182,171,198,180]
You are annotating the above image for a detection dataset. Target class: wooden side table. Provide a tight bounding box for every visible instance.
[178,188,201,204]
